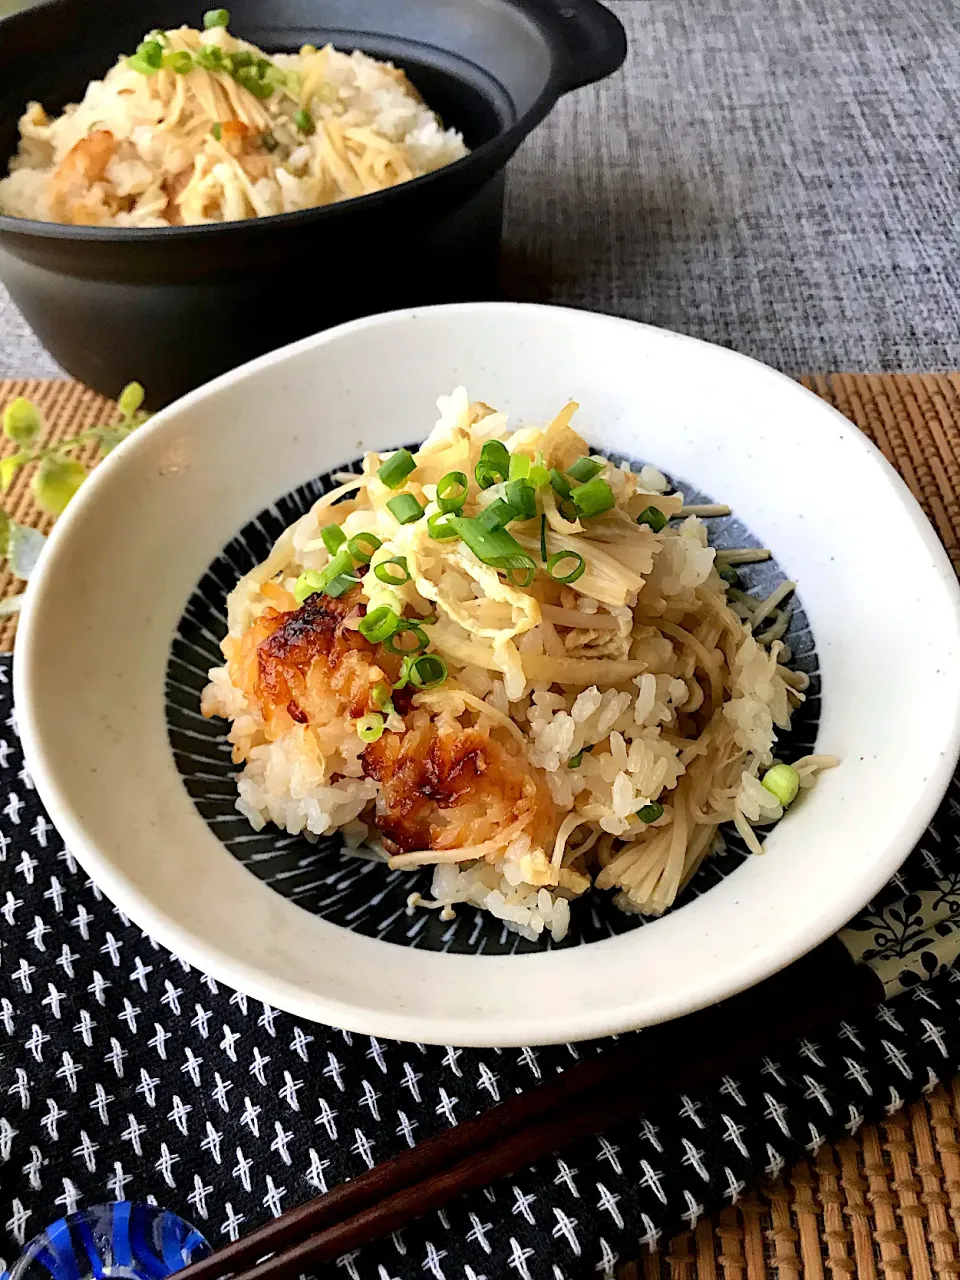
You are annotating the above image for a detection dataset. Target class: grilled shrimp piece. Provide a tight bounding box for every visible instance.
[49,130,116,224]
[217,119,275,181]
[225,587,401,739]
[361,709,558,859]
[161,166,193,224]
[215,586,557,859]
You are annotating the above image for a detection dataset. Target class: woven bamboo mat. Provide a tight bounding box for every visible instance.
[4,373,960,1277]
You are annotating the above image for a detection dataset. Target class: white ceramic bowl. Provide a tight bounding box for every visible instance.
[16,303,960,1046]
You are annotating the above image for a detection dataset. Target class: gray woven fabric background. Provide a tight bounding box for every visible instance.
[2,0,960,377]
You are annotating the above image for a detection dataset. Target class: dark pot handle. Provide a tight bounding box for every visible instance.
[537,0,628,93]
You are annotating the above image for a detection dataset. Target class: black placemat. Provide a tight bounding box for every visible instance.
[3,654,960,1278]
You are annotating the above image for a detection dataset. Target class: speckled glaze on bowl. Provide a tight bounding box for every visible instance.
[15,303,960,1046]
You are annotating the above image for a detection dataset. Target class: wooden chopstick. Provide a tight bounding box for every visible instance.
[175,939,883,1280]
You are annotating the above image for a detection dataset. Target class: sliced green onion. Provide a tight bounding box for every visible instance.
[475,439,510,489]
[529,462,550,490]
[549,469,572,500]
[210,121,222,140]
[164,49,195,74]
[571,477,614,519]
[367,586,402,617]
[357,713,385,744]
[437,471,468,512]
[384,623,429,655]
[348,532,381,563]
[568,744,594,768]
[540,513,548,563]
[293,570,325,605]
[392,655,412,691]
[196,45,226,71]
[294,107,315,135]
[371,681,394,713]
[449,516,536,586]
[358,606,399,644]
[386,494,424,525]
[408,654,448,689]
[477,498,517,532]
[568,456,604,483]
[321,524,346,555]
[307,547,359,598]
[761,764,800,807]
[319,547,353,581]
[637,802,664,823]
[717,563,740,586]
[505,560,536,587]
[127,54,160,74]
[428,511,459,541]
[547,550,586,584]
[509,452,532,481]
[233,65,273,98]
[377,448,416,489]
[196,45,224,71]
[637,505,667,533]
[229,49,253,67]
[204,7,231,27]
[136,38,164,68]
[323,572,359,598]
[505,480,537,521]
[374,557,411,586]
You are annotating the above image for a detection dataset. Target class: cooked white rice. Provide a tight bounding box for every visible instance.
[201,389,836,942]
[0,21,467,226]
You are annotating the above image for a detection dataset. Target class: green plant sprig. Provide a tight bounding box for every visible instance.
[0,382,150,593]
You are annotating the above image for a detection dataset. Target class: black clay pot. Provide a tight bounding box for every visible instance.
[0,0,626,406]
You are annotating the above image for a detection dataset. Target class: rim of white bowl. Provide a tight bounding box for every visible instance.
[14,302,960,1044]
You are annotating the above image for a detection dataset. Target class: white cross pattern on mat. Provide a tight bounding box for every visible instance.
[4,653,960,1278]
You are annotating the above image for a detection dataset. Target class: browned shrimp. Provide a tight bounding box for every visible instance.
[361,710,558,857]
[220,587,558,857]
[49,130,116,224]
[225,588,406,740]
[161,167,193,225]
[217,119,275,181]
[218,119,252,153]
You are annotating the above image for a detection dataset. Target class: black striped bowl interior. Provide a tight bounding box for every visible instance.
[165,456,821,956]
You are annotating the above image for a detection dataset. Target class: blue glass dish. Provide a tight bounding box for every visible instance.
[5,1203,210,1280]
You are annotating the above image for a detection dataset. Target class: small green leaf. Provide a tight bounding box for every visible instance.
[7,522,46,579]
[117,381,145,418]
[0,453,27,491]
[95,425,130,456]
[2,397,42,445]
[32,456,86,516]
